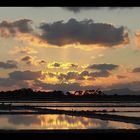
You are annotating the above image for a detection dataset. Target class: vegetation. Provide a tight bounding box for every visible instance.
[0,88,140,101]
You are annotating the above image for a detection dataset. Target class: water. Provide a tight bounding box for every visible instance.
[2,101,140,107]
[0,101,140,130]
[105,112,140,117]
[0,114,140,130]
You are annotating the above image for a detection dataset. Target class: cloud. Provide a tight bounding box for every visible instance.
[47,62,78,69]
[9,46,38,55]
[109,81,140,90]
[47,63,119,82]
[1,69,140,91]
[39,18,129,47]
[52,62,61,68]
[38,60,46,65]
[80,70,110,80]
[21,56,32,61]
[0,70,42,89]
[9,70,41,80]
[116,75,127,79]
[89,70,110,78]
[21,55,46,66]
[86,64,119,80]
[0,60,18,69]
[58,72,79,81]
[0,19,33,37]
[132,67,140,73]
[21,55,33,65]
[87,63,119,71]
[62,7,100,13]
[0,19,129,50]
[33,80,99,92]
[2,75,140,91]
[46,69,111,82]
[80,70,110,79]
[70,63,78,68]
[34,79,140,92]
[63,7,133,13]
[0,77,28,87]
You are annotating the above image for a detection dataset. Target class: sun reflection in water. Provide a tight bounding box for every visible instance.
[39,114,99,129]
[0,114,139,130]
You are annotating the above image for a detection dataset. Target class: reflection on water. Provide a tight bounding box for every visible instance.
[45,107,140,113]
[8,102,140,107]
[0,114,140,130]
[105,112,140,117]
[0,101,140,130]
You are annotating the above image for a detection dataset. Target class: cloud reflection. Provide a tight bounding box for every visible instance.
[0,114,138,129]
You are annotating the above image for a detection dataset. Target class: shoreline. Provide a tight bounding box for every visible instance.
[0,100,140,103]
[0,129,140,133]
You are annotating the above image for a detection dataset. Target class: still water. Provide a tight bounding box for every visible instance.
[0,102,140,130]
[0,114,140,130]
[3,102,140,107]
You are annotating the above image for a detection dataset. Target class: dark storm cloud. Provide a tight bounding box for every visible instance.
[132,67,140,73]
[0,19,33,37]
[63,7,133,13]
[9,70,41,80]
[87,63,119,71]
[0,60,18,69]
[62,7,99,13]
[0,18,129,48]
[39,18,129,46]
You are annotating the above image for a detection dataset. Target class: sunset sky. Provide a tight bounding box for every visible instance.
[0,7,140,91]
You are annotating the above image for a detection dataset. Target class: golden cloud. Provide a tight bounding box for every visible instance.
[9,46,38,55]
[47,62,79,69]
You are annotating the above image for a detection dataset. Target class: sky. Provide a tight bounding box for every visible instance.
[0,7,140,92]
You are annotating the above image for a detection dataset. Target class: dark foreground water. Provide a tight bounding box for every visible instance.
[0,102,140,130]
